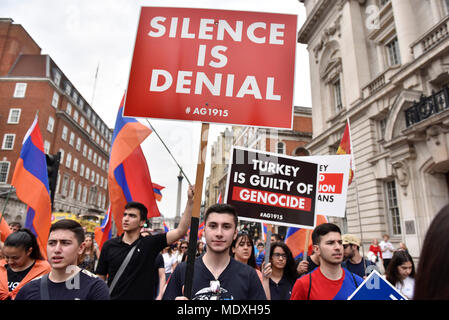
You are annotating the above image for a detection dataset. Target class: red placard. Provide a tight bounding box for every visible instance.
[124,7,297,129]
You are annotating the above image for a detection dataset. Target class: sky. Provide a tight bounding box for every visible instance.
[2,0,311,220]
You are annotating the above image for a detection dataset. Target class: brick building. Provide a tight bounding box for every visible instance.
[0,18,112,226]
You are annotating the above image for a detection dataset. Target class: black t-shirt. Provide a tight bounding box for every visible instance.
[162,256,267,300]
[95,233,167,300]
[342,258,377,278]
[269,274,296,300]
[6,262,35,291]
[14,269,110,300]
[153,253,164,298]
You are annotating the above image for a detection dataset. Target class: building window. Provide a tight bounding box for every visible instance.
[51,91,59,108]
[276,142,285,154]
[61,175,70,197]
[80,117,85,128]
[73,110,79,122]
[13,83,27,98]
[47,116,55,133]
[333,78,343,111]
[69,132,75,146]
[44,140,51,154]
[7,109,21,124]
[62,126,68,141]
[85,167,90,180]
[59,149,65,164]
[54,71,61,86]
[0,162,11,183]
[73,158,79,172]
[66,153,72,168]
[82,186,88,203]
[88,149,92,161]
[379,118,387,140]
[386,180,402,236]
[76,137,82,151]
[2,134,15,150]
[80,163,85,177]
[76,184,82,201]
[69,179,76,199]
[83,144,87,157]
[65,83,71,96]
[66,103,72,116]
[386,37,401,66]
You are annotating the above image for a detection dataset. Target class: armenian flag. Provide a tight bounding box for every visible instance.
[153,183,165,202]
[285,215,328,260]
[11,116,52,259]
[108,95,160,235]
[94,206,112,251]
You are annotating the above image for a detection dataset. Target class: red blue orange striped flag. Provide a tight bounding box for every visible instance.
[285,215,328,260]
[153,183,165,202]
[0,213,12,242]
[108,95,160,235]
[94,206,112,251]
[11,116,52,259]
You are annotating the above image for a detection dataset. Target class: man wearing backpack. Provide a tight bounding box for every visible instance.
[290,223,363,300]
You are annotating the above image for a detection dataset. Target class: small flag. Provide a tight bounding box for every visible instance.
[153,183,165,202]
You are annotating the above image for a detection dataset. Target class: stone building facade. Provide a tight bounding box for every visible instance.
[299,0,449,258]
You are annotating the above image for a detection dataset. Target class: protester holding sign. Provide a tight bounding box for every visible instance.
[290,223,362,300]
[162,204,266,300]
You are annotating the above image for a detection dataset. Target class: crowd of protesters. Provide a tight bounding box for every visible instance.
[1,199,448,300]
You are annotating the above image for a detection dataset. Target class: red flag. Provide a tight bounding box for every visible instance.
[11,116,52,259]
[337,119,355,185]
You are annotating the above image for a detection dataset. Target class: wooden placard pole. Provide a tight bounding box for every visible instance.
[302,229,311,261]
[264,224,273,266]
[184,122,209,299]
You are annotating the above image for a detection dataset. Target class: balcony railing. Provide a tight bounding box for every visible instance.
[405,86,449,127]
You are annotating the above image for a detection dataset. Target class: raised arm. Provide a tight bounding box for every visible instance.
[166,184,194,245]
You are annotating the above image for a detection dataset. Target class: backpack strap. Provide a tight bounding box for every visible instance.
[40,274,50,300]
[109,239,141,295]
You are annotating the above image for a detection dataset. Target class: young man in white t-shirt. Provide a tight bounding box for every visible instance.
[379,234,395,272]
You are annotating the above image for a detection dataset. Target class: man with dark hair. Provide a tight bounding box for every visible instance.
[15,219,109,300]
[342,234,376,278]
[96,185,194,300]
[290,223,362,300]
[163,203,266,300]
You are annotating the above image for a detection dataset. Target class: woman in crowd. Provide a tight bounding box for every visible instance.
[262,242,298,300]
[78,233,99,273]
[162,245,177,281]
[385,250,415,299]
[0,229,51,300]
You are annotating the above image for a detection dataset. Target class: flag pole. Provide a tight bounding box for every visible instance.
[346,118,367,273]
[145,119,192,186]
[303,229,311,261]
[184,122,209,299]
